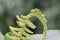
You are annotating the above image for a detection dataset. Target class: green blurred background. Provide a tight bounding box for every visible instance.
[0,0,60,34]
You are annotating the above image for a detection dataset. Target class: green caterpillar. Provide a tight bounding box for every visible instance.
[5,8,47,40]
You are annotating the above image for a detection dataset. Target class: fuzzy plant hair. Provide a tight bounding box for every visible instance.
[5,8,47,40]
